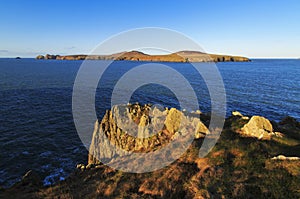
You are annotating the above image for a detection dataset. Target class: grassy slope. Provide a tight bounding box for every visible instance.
[1,116,299,198]
[42,51,250,62]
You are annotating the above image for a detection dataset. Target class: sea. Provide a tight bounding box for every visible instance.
[0,58,299,187]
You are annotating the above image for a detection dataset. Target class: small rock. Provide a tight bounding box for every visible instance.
[195,110,201,114]
[76,164,85,170]
[86,163,95,169]
[195,122,210,139]
[274,131,284,138]
[232,111,243,117]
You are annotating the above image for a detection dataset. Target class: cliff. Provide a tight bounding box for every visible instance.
[36,50,250,62]
[1,105,299,198]
[88,104,208,166]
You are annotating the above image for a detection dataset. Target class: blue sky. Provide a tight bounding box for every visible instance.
[0,0,299,58]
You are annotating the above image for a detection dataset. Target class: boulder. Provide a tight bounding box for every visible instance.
[195,122,210,139]
[239,116,273,140]
[164,108,183,133]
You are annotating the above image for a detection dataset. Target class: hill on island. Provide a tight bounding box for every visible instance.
[36,50,250,62]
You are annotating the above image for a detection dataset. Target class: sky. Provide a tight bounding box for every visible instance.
[0,0,300,58]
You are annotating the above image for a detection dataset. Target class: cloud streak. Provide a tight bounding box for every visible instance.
[64,46,76,50]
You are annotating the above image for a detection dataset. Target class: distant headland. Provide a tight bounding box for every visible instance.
[36,50,250,62]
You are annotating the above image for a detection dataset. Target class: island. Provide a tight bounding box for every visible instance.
[36,50,250,62]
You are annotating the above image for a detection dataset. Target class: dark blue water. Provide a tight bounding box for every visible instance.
[0,58,299,187]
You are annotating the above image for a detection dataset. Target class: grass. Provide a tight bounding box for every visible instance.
[271,136,300,146]
[1,115,299,198]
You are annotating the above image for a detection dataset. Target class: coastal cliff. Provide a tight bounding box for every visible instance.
[88,104,208,165]
[1,105,299,198]
[36,51,250,62]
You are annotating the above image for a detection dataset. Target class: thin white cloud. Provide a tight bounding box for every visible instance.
[64,46,76,50]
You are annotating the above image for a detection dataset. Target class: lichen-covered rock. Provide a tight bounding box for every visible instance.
[195,122,210,139]
[164,108,183,134]
[88,104,209,164]
[239,116,273,140]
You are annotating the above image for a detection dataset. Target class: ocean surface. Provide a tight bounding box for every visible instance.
[0,58,299,187]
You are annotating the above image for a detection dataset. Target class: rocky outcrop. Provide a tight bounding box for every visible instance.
[88,104,209,164]
[1,113,299,199]
[44,54,58,59]
[36,55,44,59]
[56,55,87,60]
[35,50,250,62]
[238,116,274,140]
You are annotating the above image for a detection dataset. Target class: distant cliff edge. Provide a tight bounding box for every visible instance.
[36,50,250,62]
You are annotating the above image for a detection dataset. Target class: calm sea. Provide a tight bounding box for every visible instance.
[0,58,299,187]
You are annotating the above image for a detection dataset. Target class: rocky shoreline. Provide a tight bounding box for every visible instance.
[36,50,250,62]
[1,104,299,198]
